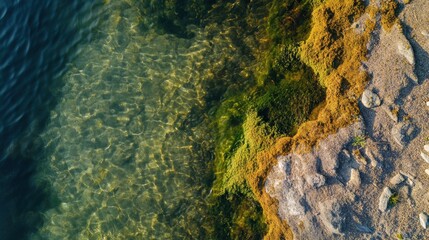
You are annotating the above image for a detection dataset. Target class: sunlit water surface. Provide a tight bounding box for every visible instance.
[31,1,250,239]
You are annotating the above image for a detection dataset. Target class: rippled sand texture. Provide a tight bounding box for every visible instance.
[33,2,242,239]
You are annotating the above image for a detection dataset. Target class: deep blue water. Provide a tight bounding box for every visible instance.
[0,1,100,238]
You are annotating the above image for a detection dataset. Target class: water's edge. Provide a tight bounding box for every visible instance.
[2,0,333,239]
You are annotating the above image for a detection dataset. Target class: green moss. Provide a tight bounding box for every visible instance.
[257,0,314,85]
[266,0,313,44]
[254,71,325,135]
[204,0,327,238]
[209,193,267,240]
[212,93,247,183]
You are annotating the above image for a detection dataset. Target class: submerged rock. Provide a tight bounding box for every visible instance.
[419,212,429,229]
[361,90,381,108]
[378,187,392,212]
[424,144,429,153]
[425,169,429,176]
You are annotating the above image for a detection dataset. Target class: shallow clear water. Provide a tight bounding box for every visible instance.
[29,1,252,239]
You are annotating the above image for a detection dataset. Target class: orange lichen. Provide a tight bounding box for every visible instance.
[380,0,399,31]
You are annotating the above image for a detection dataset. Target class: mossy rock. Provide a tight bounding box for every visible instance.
[209,192,267,240]
[254,73,325,136]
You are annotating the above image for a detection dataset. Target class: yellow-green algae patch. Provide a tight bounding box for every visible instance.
[208,0,325,238]
[209,0,376,239]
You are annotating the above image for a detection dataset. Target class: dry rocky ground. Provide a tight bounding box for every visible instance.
[265,0,429,239]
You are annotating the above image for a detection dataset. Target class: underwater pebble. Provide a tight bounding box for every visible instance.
[422,30,429,37]
[424,145,429,153]
[424,169,429,176]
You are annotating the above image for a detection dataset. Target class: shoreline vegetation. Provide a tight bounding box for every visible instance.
[29,0,402,239]
[200,0,394,239]
[136,0,389,238]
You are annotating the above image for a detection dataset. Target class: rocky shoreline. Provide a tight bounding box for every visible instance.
[265,0,429,239]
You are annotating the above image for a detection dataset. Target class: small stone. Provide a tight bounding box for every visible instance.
[424,144,429,153]
[422,30,429,37]
[355,224,373,233]
[382,105,399,122]
[348,169,361,188]
[426,101,429,107]
[364,147,380,168]
[361,90,381,108]
[397,39,415,65]
[406,72,419,85]
[389,173,405,186]
[424,192,429,205]
[378,187,393,212]
[340,149,352,161]
[391,122,417,147]
[421,152,429,163]
[407,198,415,207]
[305,173,326,188]
[407,178,415,187]
[400,171,416,180]
[419,212,429,229]
[352,149,368,166]
[424,169,429,176]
